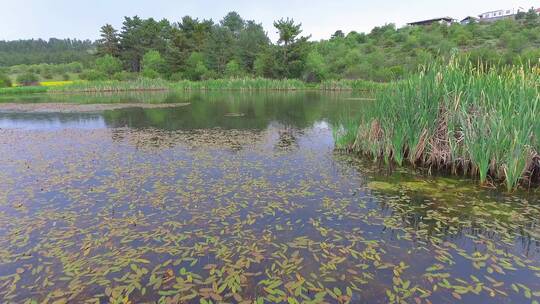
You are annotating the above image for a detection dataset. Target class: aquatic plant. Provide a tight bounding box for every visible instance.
[1,127,540,303]
[337,60,540,191]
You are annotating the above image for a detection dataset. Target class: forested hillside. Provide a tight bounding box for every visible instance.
[91,9,540,82]
[0,39,95,66]
[2,9,540,83]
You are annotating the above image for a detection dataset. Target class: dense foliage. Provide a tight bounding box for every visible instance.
[2,9,540,83]
[0,39,94,66]
[91,10,540,82]
[15,72,39,86]
[0,73,11,87]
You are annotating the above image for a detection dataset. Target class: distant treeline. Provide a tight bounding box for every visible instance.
[0,39,94,66]
[1,9,540,83]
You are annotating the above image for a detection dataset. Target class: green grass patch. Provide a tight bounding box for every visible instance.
[0,86,49,95]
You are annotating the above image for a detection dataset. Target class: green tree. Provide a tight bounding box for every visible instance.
[331,30,345,39]
[97,24,120,57]
[165,28,191,73]
[16,72,39,86]
[304,50,327,82]
[524,8,539,28]
[221,12,245,36]
[224,60,244,78]
[274,18,302,48]
[273,18,308,78]
[142,50,166,78]
[80,70,108,81]
[206,26,236,74]
[185,52,209,80]
[119,17,171,72]
[0,73,12,87]
[238,21,270,72]
[95,55,123,77]
[254,48,279,78]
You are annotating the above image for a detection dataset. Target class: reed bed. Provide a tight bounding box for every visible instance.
[170,78,312,91]
[320,79,389,92]
[1,78,389,94]
[336,60,540,191]
[49,79,170,93]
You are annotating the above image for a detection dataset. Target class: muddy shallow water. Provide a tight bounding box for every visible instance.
[0,92,539,304]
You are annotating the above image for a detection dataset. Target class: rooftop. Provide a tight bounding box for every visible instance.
[407,17,454,26]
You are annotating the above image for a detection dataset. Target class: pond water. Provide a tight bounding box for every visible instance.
[0,92,539,304]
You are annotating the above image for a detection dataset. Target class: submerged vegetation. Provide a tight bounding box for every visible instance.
[1,123,540,303]
[2,6,540,304]
[336,60,540,191]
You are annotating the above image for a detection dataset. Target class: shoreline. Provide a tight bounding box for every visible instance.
[0,102,190,113]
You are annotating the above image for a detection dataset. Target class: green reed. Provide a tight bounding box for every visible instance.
[336,60,540,191]
[42,78,388,93]
[170,78,312,91]
[320,79,389,92]
[49,79,170,93]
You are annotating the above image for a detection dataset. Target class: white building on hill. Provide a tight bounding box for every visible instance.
[478,9,517,22]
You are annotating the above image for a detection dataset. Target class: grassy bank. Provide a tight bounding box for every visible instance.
[0,86,49,95]
[320,79,389,92]
[0,78,386,95]
[335,61,540,191]
[49,79,170,93]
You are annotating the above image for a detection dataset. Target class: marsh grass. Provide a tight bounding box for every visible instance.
[320,79,389,92]
[170,78,312,91]
[0,86,48,95]
[43,78,387,93]
[337,60,540,191]
[49,79,170,93]
[332,116,360,149]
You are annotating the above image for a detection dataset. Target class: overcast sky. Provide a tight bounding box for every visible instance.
[1,0,538,42]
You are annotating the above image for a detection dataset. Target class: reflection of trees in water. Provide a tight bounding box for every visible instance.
[0,112,102,123]
[276,125,300,150]
[109,128,264,153]
[101,91,359,131]
[376,195,540,258]
[333,156,540,257]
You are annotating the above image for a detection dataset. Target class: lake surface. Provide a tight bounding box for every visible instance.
[0,91,539,304]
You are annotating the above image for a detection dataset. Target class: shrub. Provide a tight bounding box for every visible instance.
[304,50,328,83]
[168,72,186,81]
[112,71,138,81]
[95,55,123,77]
[0,74,12,88]
[79,69,108,81]
[142,50,165,77]
[185,52,210,81]
[224,60,244,79]
[16,73,40,86]
[142,69,161,79]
